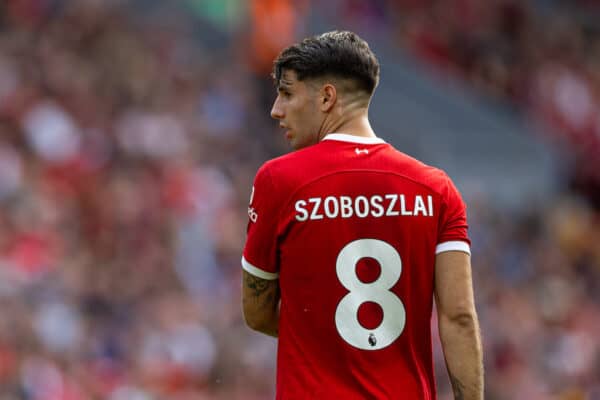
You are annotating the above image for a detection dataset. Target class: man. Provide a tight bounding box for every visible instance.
[241,31,483,399]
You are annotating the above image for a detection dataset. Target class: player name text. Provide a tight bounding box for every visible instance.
[295,194,434,221]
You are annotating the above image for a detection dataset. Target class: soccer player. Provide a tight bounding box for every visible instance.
[241,31,483,399]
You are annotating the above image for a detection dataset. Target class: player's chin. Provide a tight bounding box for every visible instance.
[288,134,310,150]
[290,138,309,151]
[287,135,300,149]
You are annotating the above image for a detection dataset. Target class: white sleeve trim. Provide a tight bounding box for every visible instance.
[241,256,279,280]
[435,241,471,255]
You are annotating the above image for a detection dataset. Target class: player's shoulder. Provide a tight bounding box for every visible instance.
[386,147,453,193]
[254,144,334,204]
[257,144,319,180]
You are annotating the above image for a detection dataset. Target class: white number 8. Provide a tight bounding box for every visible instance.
[335,239,406,350]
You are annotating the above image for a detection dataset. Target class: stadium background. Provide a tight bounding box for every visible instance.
[0,0,599,399]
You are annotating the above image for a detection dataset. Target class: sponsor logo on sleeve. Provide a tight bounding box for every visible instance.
[248,186,258,222]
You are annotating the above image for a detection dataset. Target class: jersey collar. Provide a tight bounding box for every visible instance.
[322,133,386,144]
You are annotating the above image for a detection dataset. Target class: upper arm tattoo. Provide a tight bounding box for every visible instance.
[245,273,271,299]
[242,272,280,336]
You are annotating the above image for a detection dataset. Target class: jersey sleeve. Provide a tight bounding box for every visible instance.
[436,174,471,255]
[242,163,281,280]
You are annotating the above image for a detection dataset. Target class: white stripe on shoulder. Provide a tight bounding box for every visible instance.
[241,256,279,280]
[435,241,471,255]
[322,133,386,144]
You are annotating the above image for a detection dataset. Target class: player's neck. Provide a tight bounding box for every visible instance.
[319,110,376,140]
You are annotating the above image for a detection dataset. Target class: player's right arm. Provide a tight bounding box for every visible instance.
[241,163,282,338]
[434,250,483,400]
[242,270,280,337]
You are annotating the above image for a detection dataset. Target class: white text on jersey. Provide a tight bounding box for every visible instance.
[248,207,258,222]
[294,194,434,221]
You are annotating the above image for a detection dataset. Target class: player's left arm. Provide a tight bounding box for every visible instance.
[434,173,483,399]
[435,251,483,400]
[242,270,280,337]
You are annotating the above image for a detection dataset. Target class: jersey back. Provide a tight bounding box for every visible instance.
[243,134,470,399]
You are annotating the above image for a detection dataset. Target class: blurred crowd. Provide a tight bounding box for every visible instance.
[0,1,277,399]
[0,1,598,399]
[393,0,600,207]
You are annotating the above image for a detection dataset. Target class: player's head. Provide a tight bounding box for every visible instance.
[270,31,380,150]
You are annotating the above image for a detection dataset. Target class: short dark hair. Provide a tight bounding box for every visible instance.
[273,31,380,96]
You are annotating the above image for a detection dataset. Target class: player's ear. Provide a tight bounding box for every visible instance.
[319,83,337,112]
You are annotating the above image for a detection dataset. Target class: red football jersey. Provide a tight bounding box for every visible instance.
[242,134,470,399]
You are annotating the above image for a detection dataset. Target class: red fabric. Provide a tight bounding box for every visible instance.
[243,137,469,399]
